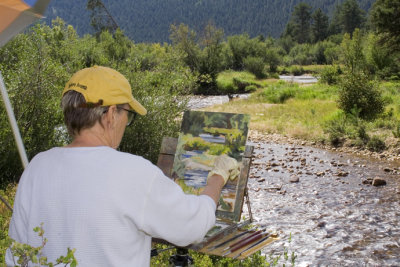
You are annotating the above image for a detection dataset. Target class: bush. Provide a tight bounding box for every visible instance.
[262,82,297,103]
[338,71,385,121]
[323,110,348,146]
[367,136,386,152]
[322,108,371,147]
[244,85,257,93]
[319,65,341,85]
[216,71,261,94]
[265,48,281,72]
[269,72,280,79]
[243,56,266,79]
[288,65,305,76]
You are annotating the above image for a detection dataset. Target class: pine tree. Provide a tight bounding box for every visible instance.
[87,0,119,36]
[339,0,366,35]
[311,8,329,42]
[371,0,400,54]
[285,2,312,44]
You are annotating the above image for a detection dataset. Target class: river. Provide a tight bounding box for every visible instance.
[247,135,400,266]
[190,95,400,266]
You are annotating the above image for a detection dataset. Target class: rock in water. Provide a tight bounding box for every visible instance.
[289,175,299,183]
[372,177,386,186]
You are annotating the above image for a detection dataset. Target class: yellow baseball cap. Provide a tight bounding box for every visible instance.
[62,66,147,115]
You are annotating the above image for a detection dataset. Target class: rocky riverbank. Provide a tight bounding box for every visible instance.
[250,130,400,165]
[245,129,400,266]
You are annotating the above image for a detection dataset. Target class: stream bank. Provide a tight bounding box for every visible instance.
[246,130,400,266]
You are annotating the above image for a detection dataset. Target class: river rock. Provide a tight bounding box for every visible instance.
[372,177,387,186]
[362,178,373,185]
[258,178,265,183]
[336,171,349,177]
[383,167,393,173]
[289,175,300,183]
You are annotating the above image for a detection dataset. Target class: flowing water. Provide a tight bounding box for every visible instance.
[189,96,400,266]
[279,75,318,84]
[246,139,400,266]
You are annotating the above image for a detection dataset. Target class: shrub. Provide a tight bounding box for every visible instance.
[216,71,261,94]
[288,65,305,75]
[265,48,281,72]
[243,56,266,79]
[244,85,257,93]
[233,77,251,92]
[337,71,385,121]
[319,65,341,85]
[216,78,236,94]
[269,72,280,79]
[393,122,400,138]
[367,136,386,152]
[262,82,297,104]
[323,110,348,146]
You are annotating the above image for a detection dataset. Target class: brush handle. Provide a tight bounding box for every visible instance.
[223,229,264,251]
[230,232,266,253]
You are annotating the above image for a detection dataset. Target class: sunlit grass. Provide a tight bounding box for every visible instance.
[204,78,400,143]
[202,89,338,141]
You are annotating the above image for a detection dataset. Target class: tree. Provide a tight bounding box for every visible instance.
[225,34,253,70]
[284,3,312,43]
[371,0,400,54]
[197,21,225,93]
[87,0,119,36]
[328,4,343,35]
[339,0,366,35]
[311,8,329,42]
[338,29,385,120]
[169,23,200,72]
[340,29,366,74]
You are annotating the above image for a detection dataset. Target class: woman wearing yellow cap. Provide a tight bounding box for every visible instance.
[6,66,238,266]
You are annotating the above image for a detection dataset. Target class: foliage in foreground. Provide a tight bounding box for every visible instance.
[1,223,77,267]
[150,234,297,267]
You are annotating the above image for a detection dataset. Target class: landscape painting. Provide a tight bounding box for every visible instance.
[172,111,250,214]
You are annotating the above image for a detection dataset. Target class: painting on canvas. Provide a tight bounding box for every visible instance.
[172,111,250,217]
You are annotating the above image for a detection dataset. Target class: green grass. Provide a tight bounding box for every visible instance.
[203,78,400,145]
[216,70,275,93]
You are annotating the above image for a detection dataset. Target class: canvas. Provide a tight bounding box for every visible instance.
[172,111,250,221]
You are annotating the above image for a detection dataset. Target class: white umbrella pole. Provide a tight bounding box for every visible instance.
[0,71,29,169]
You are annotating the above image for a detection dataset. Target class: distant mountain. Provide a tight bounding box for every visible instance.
[44,0,375,43]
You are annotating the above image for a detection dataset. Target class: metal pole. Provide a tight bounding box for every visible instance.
[0,71,29,168]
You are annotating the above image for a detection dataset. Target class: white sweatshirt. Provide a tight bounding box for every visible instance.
[6,147,216,266]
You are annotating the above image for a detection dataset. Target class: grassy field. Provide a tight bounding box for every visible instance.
[210,72,400,150]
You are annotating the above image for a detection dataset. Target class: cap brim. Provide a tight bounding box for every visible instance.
[129,99,147,115]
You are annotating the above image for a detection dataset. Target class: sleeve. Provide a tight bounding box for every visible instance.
[137,168,216,246]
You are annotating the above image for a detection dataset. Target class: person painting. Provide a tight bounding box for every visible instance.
[6,66,238,266]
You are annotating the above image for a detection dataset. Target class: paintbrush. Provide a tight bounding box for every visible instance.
[221,228,266,252]
[232,234,272,259]
[207,227,257,251]
[222,232,268,256]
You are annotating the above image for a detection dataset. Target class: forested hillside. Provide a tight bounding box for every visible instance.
[44,0,375,43]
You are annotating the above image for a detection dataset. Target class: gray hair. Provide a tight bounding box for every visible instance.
[61,91,124,137]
